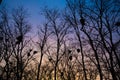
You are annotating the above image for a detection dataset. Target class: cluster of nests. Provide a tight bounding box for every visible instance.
[68,49,80,61]
[0,35,38,57]
[47,49,81,77]
[80,17,120,27]
[27,49,38,57]
[16,35,38,57]
[48,49,81,62]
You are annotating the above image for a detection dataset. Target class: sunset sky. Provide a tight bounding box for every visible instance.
[0,1,119,80]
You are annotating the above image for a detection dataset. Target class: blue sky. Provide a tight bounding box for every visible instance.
[1,0,66,30]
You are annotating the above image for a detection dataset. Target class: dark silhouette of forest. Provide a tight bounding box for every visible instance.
[0,0,120,80]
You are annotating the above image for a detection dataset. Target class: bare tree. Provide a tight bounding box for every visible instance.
[0,6,17,80]
[0,6,37,80]
[64,0,120,80]
[82,0,120,79]
[36,22,50,80]
[64,0,88,80]
[11,6,37,80]
[42,8,69,80]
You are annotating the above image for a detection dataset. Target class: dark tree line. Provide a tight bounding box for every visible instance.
[0,0,120,80]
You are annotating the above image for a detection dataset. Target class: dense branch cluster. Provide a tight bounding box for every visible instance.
[0,0,120,80]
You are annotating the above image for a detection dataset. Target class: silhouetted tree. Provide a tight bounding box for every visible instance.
[0,6,37,80]
[64,0,120,80]
[65,0,88,80]
[42,8,69,80]
[36,22,50,80]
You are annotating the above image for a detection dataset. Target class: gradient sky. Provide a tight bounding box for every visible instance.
[0,0,66,33]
